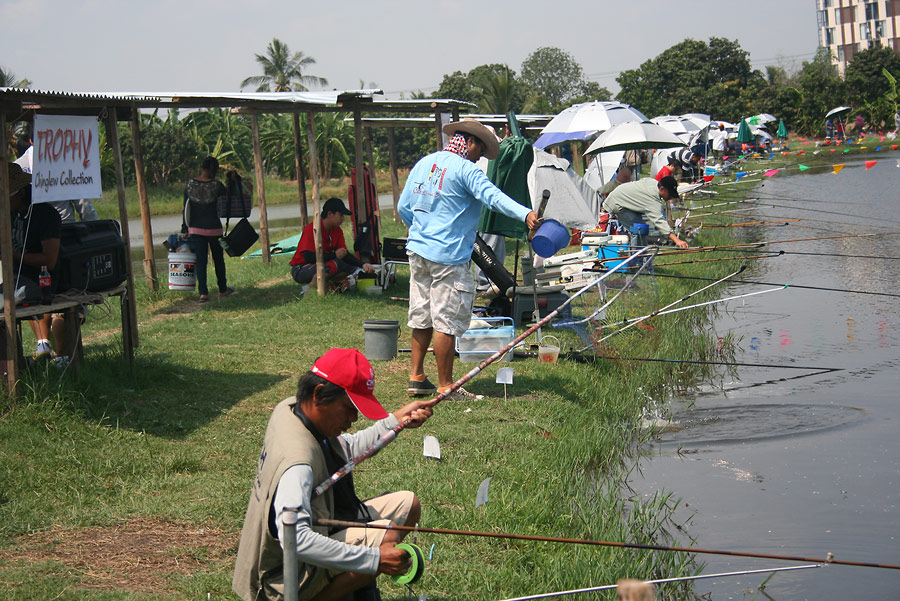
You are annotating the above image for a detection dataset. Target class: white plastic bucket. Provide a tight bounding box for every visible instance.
[168,250,197,290]
[538,335,560,364]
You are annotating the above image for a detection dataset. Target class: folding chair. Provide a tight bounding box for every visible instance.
[380,237,409,290]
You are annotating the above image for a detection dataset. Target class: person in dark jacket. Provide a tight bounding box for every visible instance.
[182,156,234,302]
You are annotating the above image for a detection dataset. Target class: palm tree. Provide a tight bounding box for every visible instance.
[241,39,328,92]
[0,65,31,88]
[475,66,517,114]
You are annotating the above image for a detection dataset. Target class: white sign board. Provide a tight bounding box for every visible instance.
[31,114,102,203]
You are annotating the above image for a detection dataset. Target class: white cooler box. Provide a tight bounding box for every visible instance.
[456,317,515,363]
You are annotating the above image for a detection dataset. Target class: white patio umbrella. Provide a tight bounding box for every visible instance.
[650,115,700,143]
[748,113,777,125]
[825,106,851,119]
[681,113,712,130]
[585,121,685,154]
[534,101,648,149]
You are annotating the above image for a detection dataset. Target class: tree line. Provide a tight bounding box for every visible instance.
[5,37,900,189]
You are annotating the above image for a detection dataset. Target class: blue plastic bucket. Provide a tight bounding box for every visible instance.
[531,219,570,258]
[629,223,649,236]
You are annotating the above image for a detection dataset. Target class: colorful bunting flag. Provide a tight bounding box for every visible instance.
[735,172,748,181]
[865,160,878,170]
[798,164,809,171]
[703,175,715,183]
[892,145,899,150]
[813,150,821,155]
[876,146,882,151]
[843,149,850,153]
[765,169,780,177]
[880,136,885,142]
[833,164,845,174]
[797,150,805,155]
[803,141,809,145]
[830,148,837,152]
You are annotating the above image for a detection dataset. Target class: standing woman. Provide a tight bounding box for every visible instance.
[183,156,234,302]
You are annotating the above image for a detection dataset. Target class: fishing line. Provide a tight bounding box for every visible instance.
[628,271,900,298]
[312,248,659,497]
[315,519,900,571]
[495,565,821,601]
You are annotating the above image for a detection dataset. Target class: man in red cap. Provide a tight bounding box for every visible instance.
[234,348,435,601]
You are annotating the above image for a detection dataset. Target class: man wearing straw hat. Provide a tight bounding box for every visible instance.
[398,119,540,401]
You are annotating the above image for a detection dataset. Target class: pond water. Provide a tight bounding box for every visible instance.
[630,156,900,600]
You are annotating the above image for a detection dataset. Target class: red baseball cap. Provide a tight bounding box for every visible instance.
[311,348,388,420]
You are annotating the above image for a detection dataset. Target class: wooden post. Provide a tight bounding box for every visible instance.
[250,114,270,263]
[364,126,377,205]
[571,141,583,176]
[0,112,20,396]
[352,105,366,226]
[451,106,460,122]
[305,111,325,297]
[387,128,400,221]
[292,112,308,227]
[106,111,139,356]
[434,111,444,151]
[130,108,158,290]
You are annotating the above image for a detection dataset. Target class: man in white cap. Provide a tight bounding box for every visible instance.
[234,348,436,601]
[398,119,540,401]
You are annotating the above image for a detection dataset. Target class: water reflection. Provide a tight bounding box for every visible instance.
[630,157,900,599]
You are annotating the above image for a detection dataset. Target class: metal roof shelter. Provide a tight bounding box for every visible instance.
[348,114,552,217]
[0,87,472,395]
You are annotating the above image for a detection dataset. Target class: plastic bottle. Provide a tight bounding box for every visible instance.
[39,265,52,305]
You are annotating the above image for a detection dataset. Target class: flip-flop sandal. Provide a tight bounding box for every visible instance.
[199,295,209,303]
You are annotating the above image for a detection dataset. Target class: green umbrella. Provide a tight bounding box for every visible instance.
[776,120,787,139]
[737,118,754,143]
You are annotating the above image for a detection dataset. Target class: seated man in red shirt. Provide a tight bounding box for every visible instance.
[654,153,682,182]
[289,198,374,289]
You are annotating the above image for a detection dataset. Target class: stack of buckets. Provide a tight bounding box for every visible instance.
[168,243,197,291]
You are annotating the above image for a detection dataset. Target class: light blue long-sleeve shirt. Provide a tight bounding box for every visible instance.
[398,151,531,265]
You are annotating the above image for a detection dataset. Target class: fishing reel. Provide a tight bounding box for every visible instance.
[392,542,426,586]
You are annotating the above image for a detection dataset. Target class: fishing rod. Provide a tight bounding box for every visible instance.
[581,354,842,372]
[647,231,900,258]
[316,519,900,571]
[496,565,821,601]
[312,248,658,498]
[593,265,747,343]
[701,219,801,228]
[628,270,900,298]
[653,254,778,267]
[592,286,787,348]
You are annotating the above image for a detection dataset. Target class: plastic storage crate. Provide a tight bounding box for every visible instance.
[456,317,515,363]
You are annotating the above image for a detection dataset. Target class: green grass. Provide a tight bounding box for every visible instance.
[0,177,765,600]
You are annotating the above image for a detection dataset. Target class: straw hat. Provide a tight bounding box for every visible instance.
[442,119,500,160]
[7,162,31,195]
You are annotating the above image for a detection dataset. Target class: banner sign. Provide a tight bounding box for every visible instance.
[31,114,102,203]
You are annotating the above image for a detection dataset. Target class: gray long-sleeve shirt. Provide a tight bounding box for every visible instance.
[601,178,671,235]
[272,414,400,574]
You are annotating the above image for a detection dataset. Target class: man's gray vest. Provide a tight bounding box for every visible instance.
[232,397,340,601]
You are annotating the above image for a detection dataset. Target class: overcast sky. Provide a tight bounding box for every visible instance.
[1,0,817,100]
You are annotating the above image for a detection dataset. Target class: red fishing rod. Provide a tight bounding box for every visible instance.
[312,247,658,497]
[316,519,900,571]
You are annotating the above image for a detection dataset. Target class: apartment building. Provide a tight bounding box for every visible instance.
[817,0,900,75]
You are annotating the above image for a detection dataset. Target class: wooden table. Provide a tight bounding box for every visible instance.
[1,284,132,376]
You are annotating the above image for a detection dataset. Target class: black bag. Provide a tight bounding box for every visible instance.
[220,218,259,257]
